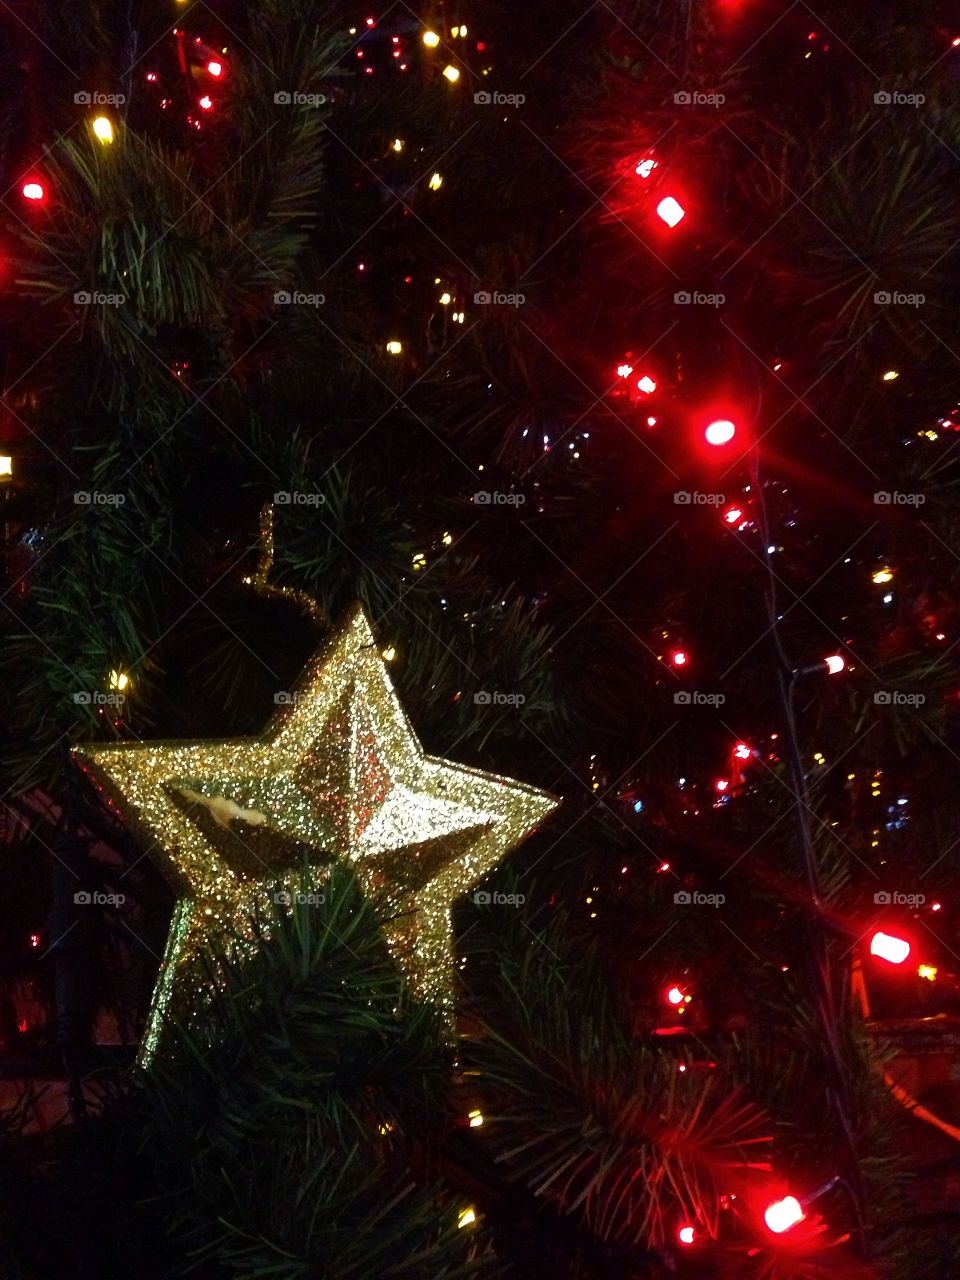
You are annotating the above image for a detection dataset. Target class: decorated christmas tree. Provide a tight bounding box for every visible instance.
[2,1,960,1276]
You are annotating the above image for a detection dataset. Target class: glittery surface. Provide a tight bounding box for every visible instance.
[73,604,559,1062]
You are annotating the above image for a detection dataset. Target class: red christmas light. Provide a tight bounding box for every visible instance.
[670,649,687,666]
[207,60,223,77]
[705,418,736,446]
[824,654,845,675]
[635,156,659,179]
[29,933,41,948]
[22,180,45,202]
[715,778,729,792]
[764,1195,805,1234]
[678,1225,696,1246]
[724,506,743,524]
[199,96,213,111]
[870,930,910,965]
[666,985,684,1006]
[636,374,657,395]
[733,742,751,760]
[656,196,685,227]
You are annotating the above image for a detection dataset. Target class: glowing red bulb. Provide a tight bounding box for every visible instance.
[146,72,158,82]
[764,1196,805,1234]
[656,196,685,227]
[715,778,729,792]
[199,96,213,110]
[671,650,687,667]
[724,506,743,524]
[635,156,659,179]
[207,60,223,76]
[22,180,45,202]
[678,1225,696,1246]
[666,985,684,1006]
[636,375,657,395]
[646,416,657,427]
[870,931,910,965]
[824,655,845,675]
[29,933,41,948]
[705,419,736,446]
[734,743,751,760]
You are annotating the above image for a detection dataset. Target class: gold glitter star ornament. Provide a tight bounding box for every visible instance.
[73,604,558,1061]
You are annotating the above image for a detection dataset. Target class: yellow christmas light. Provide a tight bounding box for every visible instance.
[422,30,440,47]
[882,370,899,382]
[412,552,427,571]
[0,456,11,479]
[428,172,443,190]
[439,292,452,305]
[381,645,397,662]
[918,964,938,982]
[468,1108,483,1128]
[872,567,893,584]
[386,340,403,354]
[92,116,115,144]
[441,532,453,546]
[443,65,460,82]
[109,669,130,691]
[391,138,404,152]
[458,1207,477,1229]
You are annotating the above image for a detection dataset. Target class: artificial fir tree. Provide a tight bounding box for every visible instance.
[3,1,960,1277]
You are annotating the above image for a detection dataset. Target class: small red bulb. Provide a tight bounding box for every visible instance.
[199,96,213,110]
[733,743,751,760]
[870,931,910,965]
[671,650,687,667]
[724,506,743,524]
[764,1196,805,1234]
[657,196,685,227]
[636,374,657,395]
[22,180,45,202]
[705,419,736,446]
[207,60,223,77]
[678,1225,696,1246]
[666,985,684,1006]
[716,778,729,792]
